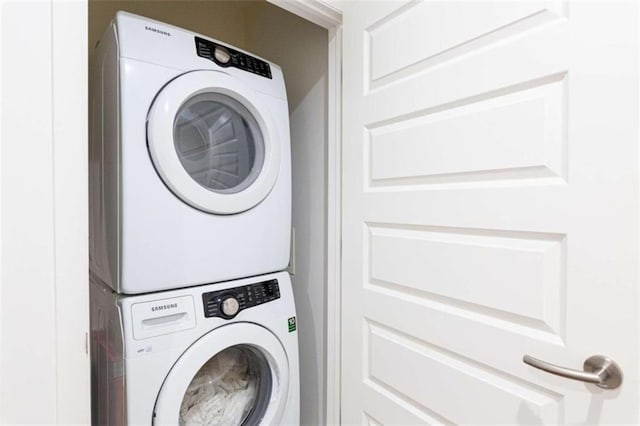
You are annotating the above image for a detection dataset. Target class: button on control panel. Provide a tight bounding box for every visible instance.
[195,36,272,79]
[202,279,280,319]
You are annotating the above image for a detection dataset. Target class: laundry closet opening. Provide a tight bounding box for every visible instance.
[88,1,329,424]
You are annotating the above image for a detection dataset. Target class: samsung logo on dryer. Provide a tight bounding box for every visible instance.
[151,303,178,312]
[145,26,171,37]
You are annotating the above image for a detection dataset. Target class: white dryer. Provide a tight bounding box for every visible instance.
[90,11,291,294]
[90,271,299,425]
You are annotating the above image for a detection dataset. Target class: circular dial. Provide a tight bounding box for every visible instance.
[214,46,231,64]
[221,296,240,317]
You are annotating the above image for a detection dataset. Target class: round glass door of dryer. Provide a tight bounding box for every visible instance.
[173,93,264,195]
[153,323,289,426]
[147,71,281,214]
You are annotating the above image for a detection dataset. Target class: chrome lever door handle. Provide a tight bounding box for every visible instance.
[523,354,623,389]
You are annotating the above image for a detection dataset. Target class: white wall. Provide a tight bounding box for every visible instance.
[1,2,56,420]
[1,0,89,423]
[88,2,329,424]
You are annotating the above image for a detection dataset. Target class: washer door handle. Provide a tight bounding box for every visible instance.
[523,354,623,389]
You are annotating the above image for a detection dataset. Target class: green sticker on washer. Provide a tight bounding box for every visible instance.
[288,317,297,332]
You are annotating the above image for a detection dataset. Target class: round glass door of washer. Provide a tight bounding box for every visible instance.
[153,323,289,426]
[179,345,271,425]
[147,71,281,214]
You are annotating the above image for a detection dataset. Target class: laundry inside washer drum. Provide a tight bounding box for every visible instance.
[179,345,272,426]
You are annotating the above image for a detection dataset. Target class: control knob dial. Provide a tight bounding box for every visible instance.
[214,46,231,64]
[220,296,240,318]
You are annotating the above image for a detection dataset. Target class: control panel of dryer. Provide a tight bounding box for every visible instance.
[202,279,280,319]
[195,36,272,79]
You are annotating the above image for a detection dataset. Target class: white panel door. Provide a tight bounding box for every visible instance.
[341,1,639,424]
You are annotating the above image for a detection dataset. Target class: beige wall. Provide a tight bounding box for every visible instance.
[88,2,328,424]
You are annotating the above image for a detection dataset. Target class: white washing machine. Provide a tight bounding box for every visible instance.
[90,271,299,425]
[90,11,291,294]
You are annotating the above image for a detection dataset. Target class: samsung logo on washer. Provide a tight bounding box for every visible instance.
[145,25,171,37]
[151,303,178,312]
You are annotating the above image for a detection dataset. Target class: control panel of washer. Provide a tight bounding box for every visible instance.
[195,36,272,79]
[202,279,280,319]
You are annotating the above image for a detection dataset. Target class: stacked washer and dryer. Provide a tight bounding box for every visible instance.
[89,11,299,425]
